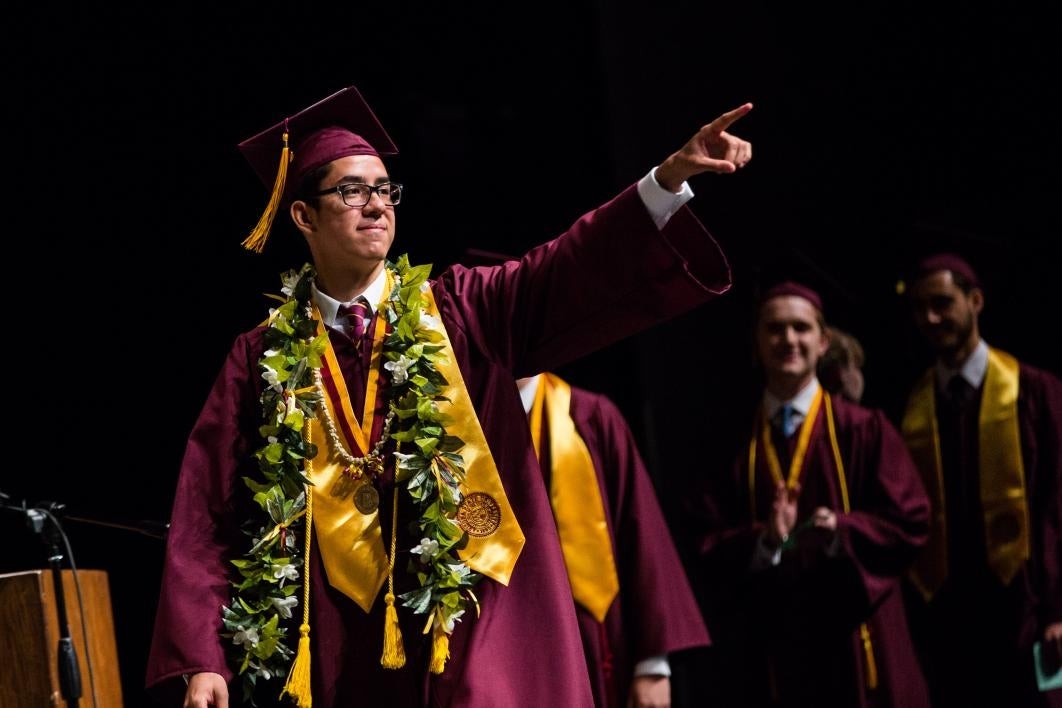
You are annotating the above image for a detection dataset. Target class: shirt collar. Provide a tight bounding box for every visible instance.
[935,338,989,391]
[517,374,541,414]
[311,268,388,328]
[763,378,821,419]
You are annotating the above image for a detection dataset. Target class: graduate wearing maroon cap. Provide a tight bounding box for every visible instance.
[900,252,1062,708]
[144,85,753,708]
[687,281,932,708]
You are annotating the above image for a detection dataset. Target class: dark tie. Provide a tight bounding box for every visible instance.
[337,298,371,342]
[774,403,797,437]
[946,375,975,408]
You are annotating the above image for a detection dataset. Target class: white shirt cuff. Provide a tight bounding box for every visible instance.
[633,655,671,677]
[637,167,694,229]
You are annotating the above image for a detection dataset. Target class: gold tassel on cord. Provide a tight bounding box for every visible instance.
[281,449,314,706]
[429,619,450,674]
[860,623,878,690]
[381,487,406,668]
[242,130,291,253]
[381,592,406,668]
[283,623,313,707]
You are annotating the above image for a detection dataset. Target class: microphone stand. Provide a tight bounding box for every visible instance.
[24,503,82,708]
[1,491,167,707]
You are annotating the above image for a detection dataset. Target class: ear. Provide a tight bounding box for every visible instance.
[290,200,315,233]
[818,325,832,356]
[969,287,984,315]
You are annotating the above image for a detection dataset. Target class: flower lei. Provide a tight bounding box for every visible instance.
[220,255,482,702]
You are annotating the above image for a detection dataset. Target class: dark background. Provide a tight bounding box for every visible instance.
[5,2,1060,705]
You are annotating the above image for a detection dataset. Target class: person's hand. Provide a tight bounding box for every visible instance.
[627,674,670,708]
[655,103,753,191]
[767,481,799,548]
[184,672,228,708]
[1044,622,1062,670]
[811,506,838,531]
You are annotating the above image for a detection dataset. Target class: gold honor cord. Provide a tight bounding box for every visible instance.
[748,387,825,500]
[529,374,620,623]
[902,347,1029,599]
[823,396,876,690]
[750,391,878,690]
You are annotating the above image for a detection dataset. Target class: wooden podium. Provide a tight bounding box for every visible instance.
[0,569,123,707]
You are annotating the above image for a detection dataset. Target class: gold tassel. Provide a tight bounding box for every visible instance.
[380,486,406,668]
[860,622,878,690]
[381,592,406,668]
[281,435,315,705]
[429,620,450,674]
[282,623,313,707]
[242,130,291,253]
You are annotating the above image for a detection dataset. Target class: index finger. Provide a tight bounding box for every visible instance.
[709,102,753,132]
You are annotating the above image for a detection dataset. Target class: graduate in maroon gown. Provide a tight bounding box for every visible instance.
[900,252,1062,708]
[144,85,753,707]
[517,373,711,708]
[688,281,932,708]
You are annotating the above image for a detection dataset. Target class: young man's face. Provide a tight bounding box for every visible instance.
[756,295,829,386]
[301,154,397,268]
[907,270,981,359]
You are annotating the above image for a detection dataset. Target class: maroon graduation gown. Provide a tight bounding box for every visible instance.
[692,393,932,708]
[145,184,731,707]
[536,383,711,708]
[904,360,1062,708]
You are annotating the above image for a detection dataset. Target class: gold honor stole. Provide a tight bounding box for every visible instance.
[529,374,620,623]
[901,347,1029,600]
[308,282,525,612]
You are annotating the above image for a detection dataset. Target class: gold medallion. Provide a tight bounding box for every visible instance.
[456,492,501,537]
[354,483,380,515]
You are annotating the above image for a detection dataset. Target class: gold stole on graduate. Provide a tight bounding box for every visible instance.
[901,347,1029,600]
[308,282,525,612]
[529,373,619,623]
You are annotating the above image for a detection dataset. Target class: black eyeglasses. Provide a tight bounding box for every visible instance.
[313,182,403,208]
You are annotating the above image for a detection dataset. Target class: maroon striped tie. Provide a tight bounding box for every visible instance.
[338,298,371,342]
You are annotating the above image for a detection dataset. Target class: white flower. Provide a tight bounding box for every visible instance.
[280,271,300,296]
[419,311,441,332]
[233,627,259,649]
[411,537,439,562]
[447,562,471,580]
[272,563,298,585]
[384,354,416,384]
[440,608,465,633]
[271,595,298,619]
[261,366,282,392]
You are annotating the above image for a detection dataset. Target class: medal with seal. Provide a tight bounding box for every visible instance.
[456,491,502,536]
[354,482,380,515]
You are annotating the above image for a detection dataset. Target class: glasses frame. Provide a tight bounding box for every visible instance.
[313,181,403,208]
